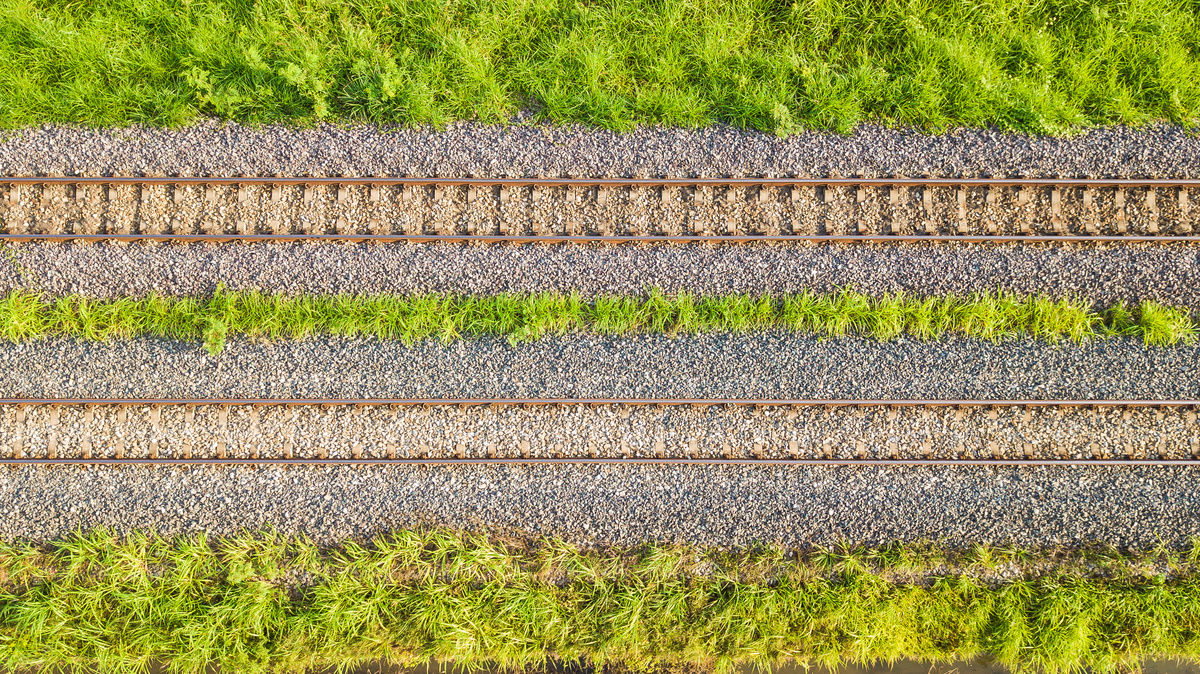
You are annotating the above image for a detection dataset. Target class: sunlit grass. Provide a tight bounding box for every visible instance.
[3,529,1200,673]
[0,0,1197,132]
[0,288,1194,354]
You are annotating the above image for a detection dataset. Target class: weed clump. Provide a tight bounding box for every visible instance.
[0,289,1194,353]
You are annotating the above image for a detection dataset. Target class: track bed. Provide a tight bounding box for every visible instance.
[1,401,1197,464]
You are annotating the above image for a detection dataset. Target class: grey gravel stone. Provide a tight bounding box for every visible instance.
[0,464,1195,549]
[0,334,1195,400]
[2,241,1199,306]
[3,121,1200,178]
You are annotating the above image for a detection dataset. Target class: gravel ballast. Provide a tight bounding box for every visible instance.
[3,121,1200,178]
[0,334,1196,400]
[0,463,1194,548]
[3,242,1200,307]
[6,403,1195,461]
[5,120,1199,554]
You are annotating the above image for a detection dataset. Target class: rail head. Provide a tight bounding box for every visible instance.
[3,234,1200,243]
[5,176,1200,187]
[0,398,1197,406]
[1,457,1197,466]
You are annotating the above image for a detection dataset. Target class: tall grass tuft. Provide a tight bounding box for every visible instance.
[1137,301,1199,347]
[0,289,1194,353]
[0,289,44,341]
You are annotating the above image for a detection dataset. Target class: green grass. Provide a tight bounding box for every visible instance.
[1,0,1198,132]
[0,288,1195,354]
[5,528,1200,673]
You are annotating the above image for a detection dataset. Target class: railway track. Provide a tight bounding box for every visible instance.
[2,398,1197,466]
[3,177,1200,242]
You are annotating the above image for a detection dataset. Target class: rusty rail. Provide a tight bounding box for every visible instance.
[0,398,1195,406]
[6,457,1199,466]
[7,177,1200,187]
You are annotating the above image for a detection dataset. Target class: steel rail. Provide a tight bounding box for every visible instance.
[1,398,1196,406]
[3,457,1198,466]
[7,177,1200,187]
[3,234,1200,243]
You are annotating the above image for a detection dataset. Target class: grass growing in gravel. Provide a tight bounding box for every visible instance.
[0,288,1195,354]
[5,528,1200,673]
[1,0,1198,133]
